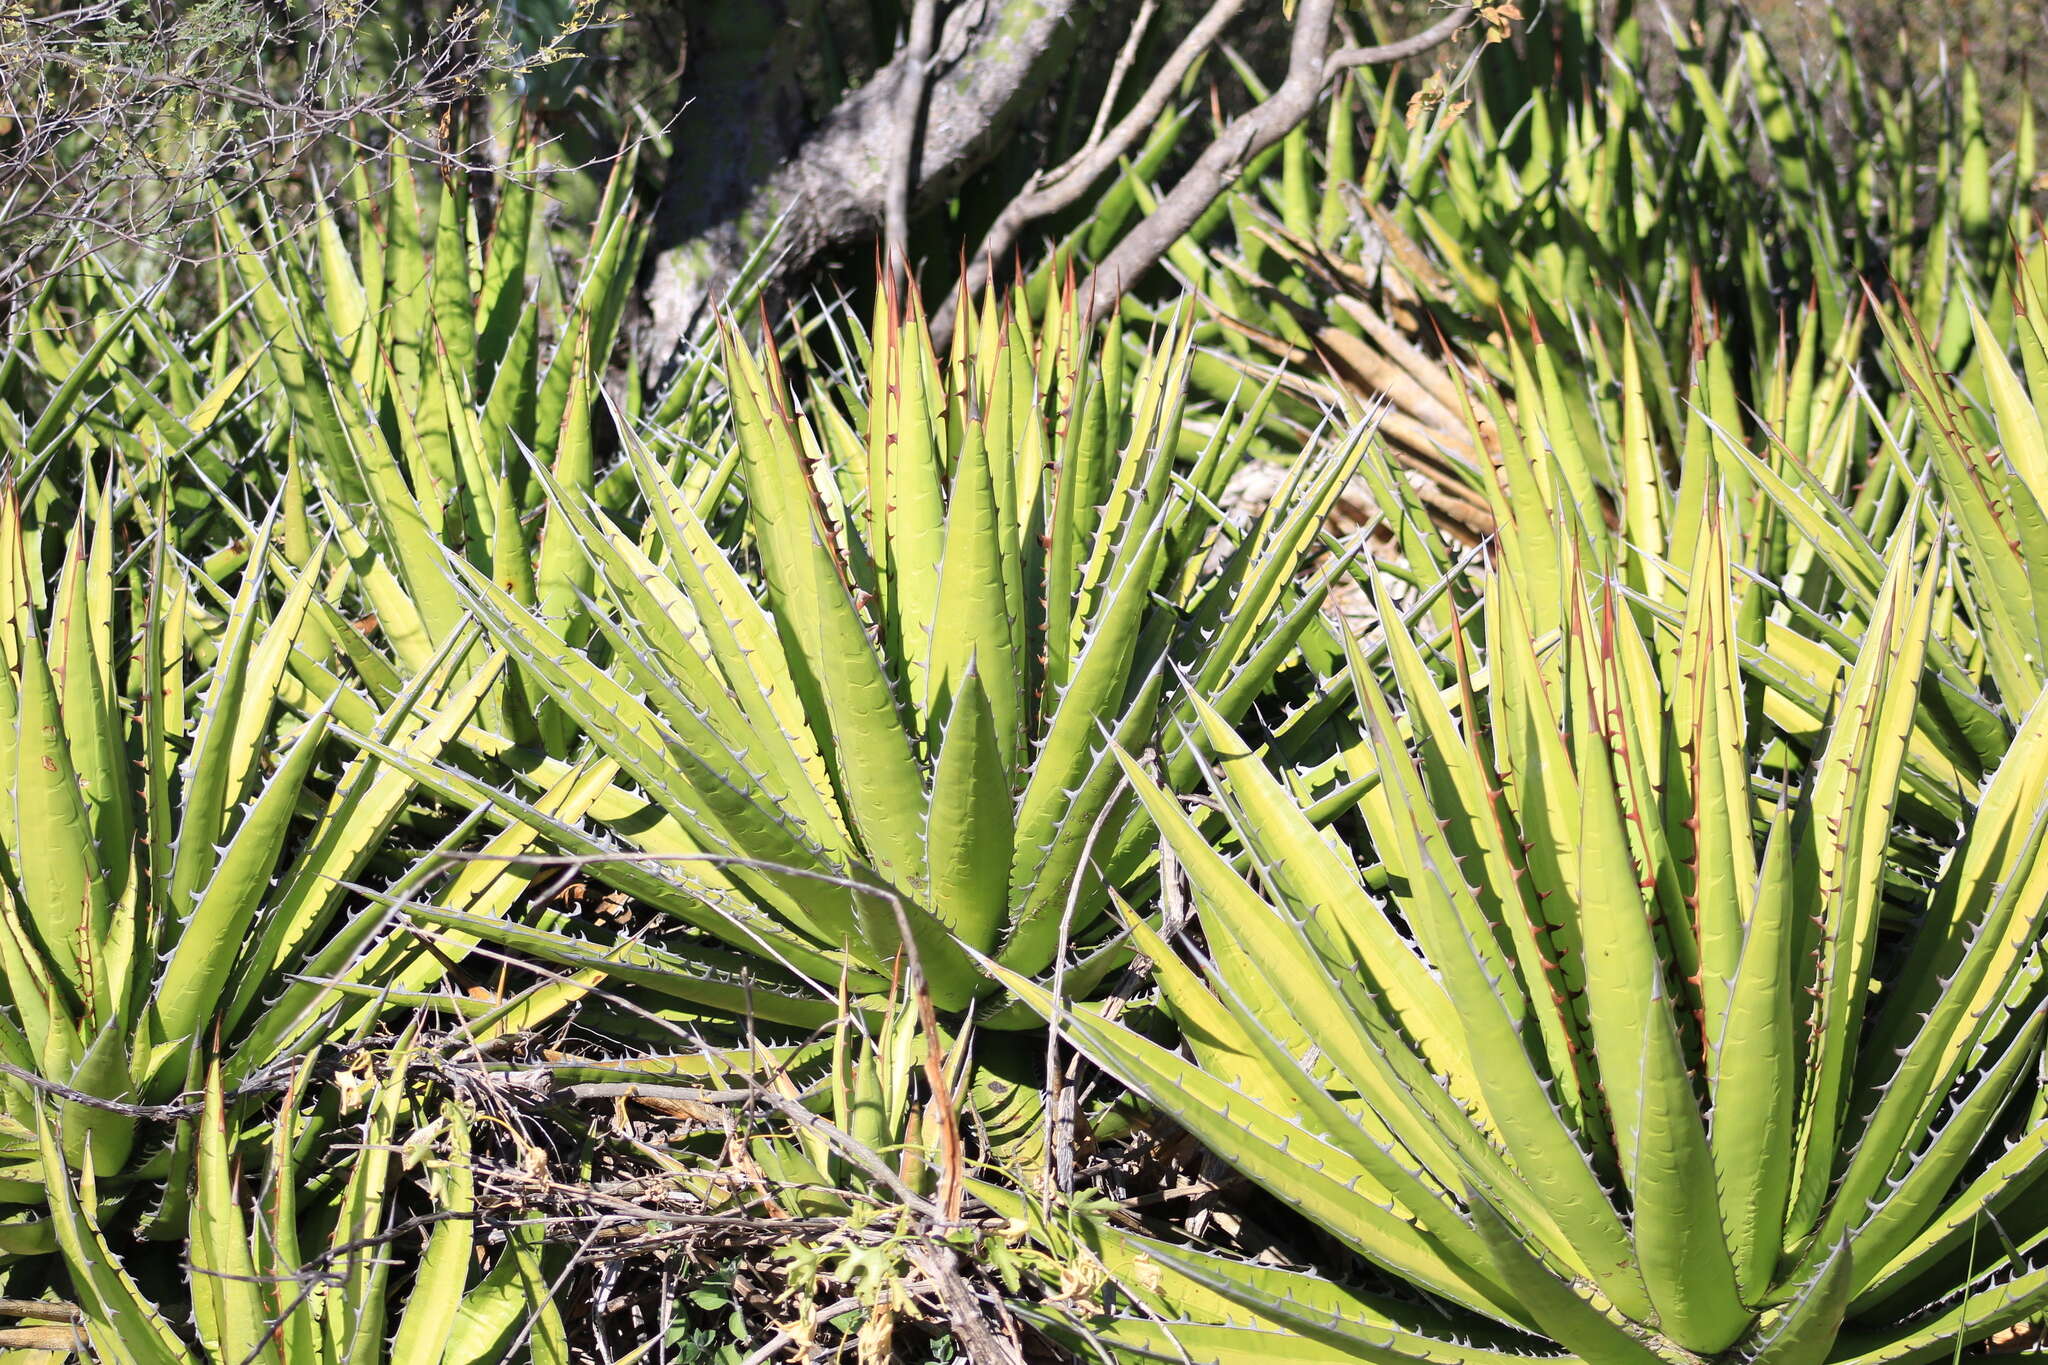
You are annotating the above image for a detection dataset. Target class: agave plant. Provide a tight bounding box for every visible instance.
[347,282,1369,1029]
[988,485,2048,1362]
[204,147,641,714]
[1303,224,2048,811]
[1676,235,2048,792]
[0,256,274,566]
[1861,253,2048,715]
[0,479,596,1250]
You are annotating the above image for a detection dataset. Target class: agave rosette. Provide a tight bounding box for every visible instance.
[988,473,2048,1361]
[348,281,1374,1027]
[0,473,635,1239]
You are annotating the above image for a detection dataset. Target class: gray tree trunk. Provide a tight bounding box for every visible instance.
[642,0,1096,363]
[645,2,808,282]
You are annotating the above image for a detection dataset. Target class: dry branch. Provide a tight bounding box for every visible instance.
[931,0,1248,340]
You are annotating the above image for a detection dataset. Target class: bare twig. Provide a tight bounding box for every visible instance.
[0,1327,83,1350]
[735,1296,864,1365]
[752,1088,944,1221]
[0,1054,337,1121]
[1073,2,1476,331]
[0,0,605,307]
[875,889,969,1225]
[1082,0,1160,149]
[0,1300,81,1324]
[884,0,942,288]
[1326,8,1483,71]
[1044,771,1132,1208]
[573,1218,855,1260]
[555,1082,756,1106]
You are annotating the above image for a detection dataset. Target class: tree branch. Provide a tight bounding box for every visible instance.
[0,1301,81,1326]
[1327,5,1484,71]
[1073,2,1475,331]
[0,1054,329,1121]
[932,0,1247,341]
[884,0,943,287]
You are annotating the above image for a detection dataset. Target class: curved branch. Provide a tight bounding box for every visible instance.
[884,0,943,287]
[932,0,1248,340]
[1083,0,1160,149]
[1327,5,1482,71]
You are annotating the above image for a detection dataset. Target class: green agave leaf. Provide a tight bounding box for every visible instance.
[35,1106,192,1365]
[188,1067,279,1365]
[1006,507,1169,953]
[1786,521,1938,1238]
[1873,298,2048,714]
[442,1219,567,1365]
[387,1103,475,1364]
[397,897,852,1029]
[8,599,109,1011]
[49,504,127,907]
[1146,695,1462,1162]
[1744,1244,1855,1365]
[1835,1006,2048,1294]
[924,420,1020,761]
[1082,1318,1433,1365]
[1345,623,1651,1320]
[1709,794,1801,1303]
[216,627,503,1046]
[1107,1237,1549,1365]
[1464,1197,1675,1365]
[148,703,334,1069]
[1833,1260,2048,1365]
[925,667,1012,955]
[986,961,1513,1320]
[723,326,929,892]
[598,443,850,852]
[323,726,867,988]
[439,552,871,947]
